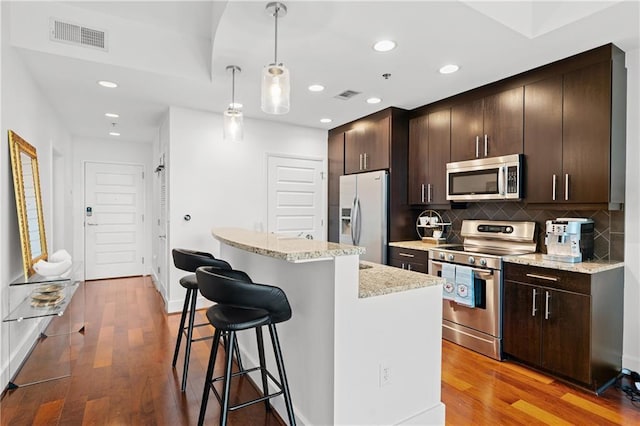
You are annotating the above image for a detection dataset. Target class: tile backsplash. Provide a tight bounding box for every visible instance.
[427,203,624,261]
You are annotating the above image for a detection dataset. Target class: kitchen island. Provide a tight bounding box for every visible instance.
[212,228,445,425]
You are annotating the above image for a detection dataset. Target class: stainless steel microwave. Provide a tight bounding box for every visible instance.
[446,154,523,201]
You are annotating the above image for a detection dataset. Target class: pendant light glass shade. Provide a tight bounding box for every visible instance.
[261,64,290,114]
[261,2,290,115]
[223,108,243,141]
[223,65,243,141]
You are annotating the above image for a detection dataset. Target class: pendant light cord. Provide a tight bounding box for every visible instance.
[231,67,236,107]
[274,4,279,65]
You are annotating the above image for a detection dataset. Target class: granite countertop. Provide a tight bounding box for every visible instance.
[358,261,443,298]
[503,253,624,274]
[389,240,458,252]
[212,227,365,263]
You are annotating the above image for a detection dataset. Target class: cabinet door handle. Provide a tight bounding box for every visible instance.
[484,134,488,157]
[427,183,432,203]
[526,273,558,282]
[421,184,425,203]
[532,288,538,317]
[407,264,412,271]
[359,154,363,171]
[565,174,570,201]
[475,136,480,158]
[363,153,368,170]
[398,252,415,258]
[552,174,557,201]
[401,263,405,269]
[545,291,551,320]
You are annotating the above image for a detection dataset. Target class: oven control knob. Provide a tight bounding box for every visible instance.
[468,256,475,264]
[479,259,487,267]
[448,254,455,261]
[439,252,445,260]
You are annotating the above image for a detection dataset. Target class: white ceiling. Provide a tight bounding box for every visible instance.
[6,0,640,144]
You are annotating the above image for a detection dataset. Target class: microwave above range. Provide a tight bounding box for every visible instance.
[446,154,523,202]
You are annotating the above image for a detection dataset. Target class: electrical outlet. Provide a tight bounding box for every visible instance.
[379,363,391,387]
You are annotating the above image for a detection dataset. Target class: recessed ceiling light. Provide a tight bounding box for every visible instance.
[109,131,120,136]
[366,97,382,104]
[98,80,118,88]
[373,40,396,52]
[320,118,332,123]
[105,112,119,118]
[308,84,325,92]
[439,64,460,74]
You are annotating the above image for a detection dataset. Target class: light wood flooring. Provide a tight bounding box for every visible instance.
[1,276,639,425]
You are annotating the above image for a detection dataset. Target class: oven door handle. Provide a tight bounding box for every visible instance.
[430,260,494,278]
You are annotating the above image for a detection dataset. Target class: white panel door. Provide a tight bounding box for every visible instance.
[267,156,324,240]
[85,162,144,280]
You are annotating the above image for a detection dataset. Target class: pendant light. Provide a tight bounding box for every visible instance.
[223,65,243,141]
[261,2,290,115]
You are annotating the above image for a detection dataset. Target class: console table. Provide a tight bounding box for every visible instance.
[2,263,84,389]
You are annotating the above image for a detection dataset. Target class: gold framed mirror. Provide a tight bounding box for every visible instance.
[9,130,48,277]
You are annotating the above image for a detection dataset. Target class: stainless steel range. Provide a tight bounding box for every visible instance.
[428,220,537,360]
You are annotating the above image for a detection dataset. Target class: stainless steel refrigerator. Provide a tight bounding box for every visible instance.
[339,170,388,264]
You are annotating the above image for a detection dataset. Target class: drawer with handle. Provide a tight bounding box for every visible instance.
[388,247,428,273]
[504,262,590,295]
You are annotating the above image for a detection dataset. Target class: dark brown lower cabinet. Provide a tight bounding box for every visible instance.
[503,262,623,393]
[388,247,428,273]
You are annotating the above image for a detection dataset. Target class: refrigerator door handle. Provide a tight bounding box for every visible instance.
[350,197,357,244]
[354,197,362,245]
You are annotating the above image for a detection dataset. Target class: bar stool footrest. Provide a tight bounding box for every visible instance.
[208,366,285,412]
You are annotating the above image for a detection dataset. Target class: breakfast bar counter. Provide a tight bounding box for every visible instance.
[211,228,445,425]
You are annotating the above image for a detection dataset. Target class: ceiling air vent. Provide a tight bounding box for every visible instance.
[50,18,108,51]
[334,90,361,100]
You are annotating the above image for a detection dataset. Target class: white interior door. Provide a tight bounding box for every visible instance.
[85,162,145,280]
[267,156,324,239]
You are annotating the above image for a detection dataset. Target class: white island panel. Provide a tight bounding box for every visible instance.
[334,256,444,425]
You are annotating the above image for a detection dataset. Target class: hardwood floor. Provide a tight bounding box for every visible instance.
[2,276,639,425]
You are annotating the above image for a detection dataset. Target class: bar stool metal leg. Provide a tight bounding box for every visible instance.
[234,334,244,371]
[172,288,192,368]
[256,327,271,411]
[220,330,236,426]
[181,287,199,391]
[269,324,296,426]
[199,328,222,426]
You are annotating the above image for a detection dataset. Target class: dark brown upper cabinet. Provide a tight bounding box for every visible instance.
[344,115,390,174]
[451,86,524,162]
[408,109,451,205]
[524,45,626,209]
[523,75,564,203]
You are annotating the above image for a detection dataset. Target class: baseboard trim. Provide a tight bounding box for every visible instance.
[622,353,640,374]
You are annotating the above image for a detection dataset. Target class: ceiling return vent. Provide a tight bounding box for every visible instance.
[49,18,108,51]
[334,90,361,100]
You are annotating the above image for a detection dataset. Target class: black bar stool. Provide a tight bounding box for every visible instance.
[195,267,296,426]
[171,248,241,392]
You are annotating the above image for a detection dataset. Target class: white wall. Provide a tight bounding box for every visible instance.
[71,137,154,276]
[1,1,73,388]
[162,106,327,312]
[623,47,640,372]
